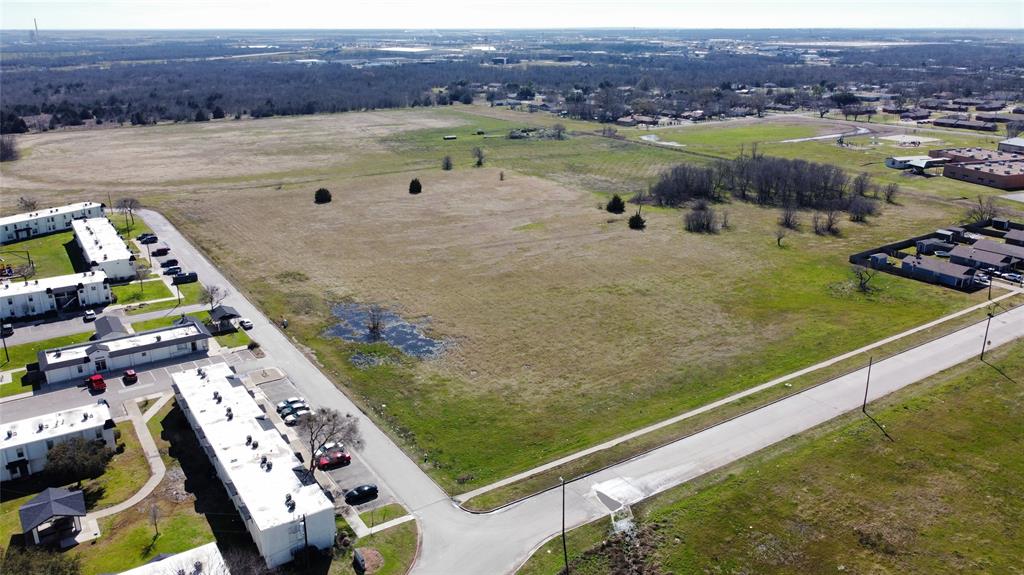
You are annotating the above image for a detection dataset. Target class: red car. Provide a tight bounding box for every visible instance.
[316,448,352,471]
[85,374,106,392]
[123,369,138,384]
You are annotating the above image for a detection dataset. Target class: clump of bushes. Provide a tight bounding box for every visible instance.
[628,211,646,230]
[409,178,422,195]
[684,200,721,233]
[606,194,626,214]
[45,437,114,483]
[314,188,332,204]
[441,155,453,170]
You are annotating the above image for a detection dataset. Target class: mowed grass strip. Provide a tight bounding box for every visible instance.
[111,279,174,304]
[125,281,204,315]
[518,339,1024,575]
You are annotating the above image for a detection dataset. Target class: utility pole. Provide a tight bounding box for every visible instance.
[1,328,9,364]
[176,284,181,306]
[560,476,569,575]
[862,356,873,413]
[980,310,994,360]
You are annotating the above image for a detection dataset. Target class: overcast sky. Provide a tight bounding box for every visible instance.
[2,0,1022,30]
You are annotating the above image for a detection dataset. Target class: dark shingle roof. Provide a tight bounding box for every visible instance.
[93,316,127,340]
[209,305,240,322]
[18,488,86,533]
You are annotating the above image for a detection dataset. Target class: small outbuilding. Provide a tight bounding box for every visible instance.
[208,305,241,334]
[1005,228,1024,247]
[916,238,955,255]
[19,487,86,547]
[901,256,977,289]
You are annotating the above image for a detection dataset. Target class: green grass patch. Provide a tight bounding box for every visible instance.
[81,509,213,574]
[518,339,1024,574]
[111,279,174,305]
[359,503,407,528]
[1,230,79,278]
[354,519,418,575]
[125,281,204,315]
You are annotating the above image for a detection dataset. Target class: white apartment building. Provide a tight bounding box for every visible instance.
[71,218,136,281]
[1,271,111,319]
[0,402,116,481]
[172,363,336,568]
[0,202,105,244]
[117,542,229,574]
[38,317,211,384]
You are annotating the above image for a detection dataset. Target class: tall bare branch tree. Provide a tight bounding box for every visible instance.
[297,408,362,471]
[200,285,229,311]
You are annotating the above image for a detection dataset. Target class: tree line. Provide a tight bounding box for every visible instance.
[647,153,892,218]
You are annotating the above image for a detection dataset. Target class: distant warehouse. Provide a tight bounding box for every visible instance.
[932,117,997,132]
[172,363,336,568]
[37,317,210,384]
[71,218,136,281]
[1,271,111,320]
[998,137,1024,154]
[942,160,1024,191]
[0,202,104,244]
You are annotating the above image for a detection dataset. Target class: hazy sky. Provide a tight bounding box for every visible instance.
[1,0,1022,30]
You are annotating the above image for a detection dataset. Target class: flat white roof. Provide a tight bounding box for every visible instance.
[1,402,112,450]
[0,202,103,228]
[41,321,207,366]
[1,271,107,297]
[172,363,333,531]
[72,218,133,265]
[888,155,934,162]
[117,542,229,574]
[1000,137,1024,147]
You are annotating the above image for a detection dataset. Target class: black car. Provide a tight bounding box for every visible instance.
[137,232,154,241]
[344,484,379,505]
[140,235,159,245]
[163,266,181,276]
[152,247,171,257]
[172,272,198,284]
[1,324,13,337]
[160,259,179,268]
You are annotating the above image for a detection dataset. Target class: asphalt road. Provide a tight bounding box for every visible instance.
[99,211,1024,573]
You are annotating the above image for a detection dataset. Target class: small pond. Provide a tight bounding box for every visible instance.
[324,303,445,358]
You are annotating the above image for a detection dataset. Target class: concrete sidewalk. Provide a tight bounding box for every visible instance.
[76,396,168,543]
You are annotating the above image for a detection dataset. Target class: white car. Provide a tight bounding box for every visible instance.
[314,441,344,459]
[238,318,254,330]
[974,275,990,286]
[83,310,97,321]
[1003,273,1023,283]
[276,397,304,413]
[284,408,313,426]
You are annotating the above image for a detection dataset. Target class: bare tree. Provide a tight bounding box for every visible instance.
[774,227,788,247]
[551,123,566,140]
[816,102,831,119]
[0,135,19,162]
[135,259,152,294]
[848,195,878,222]
[366,305,385,342]
[472,147,485,167]
[852,172,871,197]
[150,502,160,536]
[441,155,453,171]
[298,409,362,471]
[200,285,229,311]
[116,197,141,228]
[851,265,877,293]
[779,205,800,230]
[17,196,37,211]
[883,183,900,204]
[1007,121,1024,139]
[963,195,1001,224]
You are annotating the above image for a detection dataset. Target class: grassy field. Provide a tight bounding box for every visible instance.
[0,420,150,548]
[518,339,1024,574]
[352,520,419,575]
[2,106,1019,495]
[1,230,79,278]
[111,279,174,304]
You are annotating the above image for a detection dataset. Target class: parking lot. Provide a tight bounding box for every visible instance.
[258,376,393,510]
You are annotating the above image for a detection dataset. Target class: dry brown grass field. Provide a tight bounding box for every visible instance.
[1,106,1011,491]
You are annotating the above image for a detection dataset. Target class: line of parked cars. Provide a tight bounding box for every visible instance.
[275,396,314,426]
[138,233,198,285]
